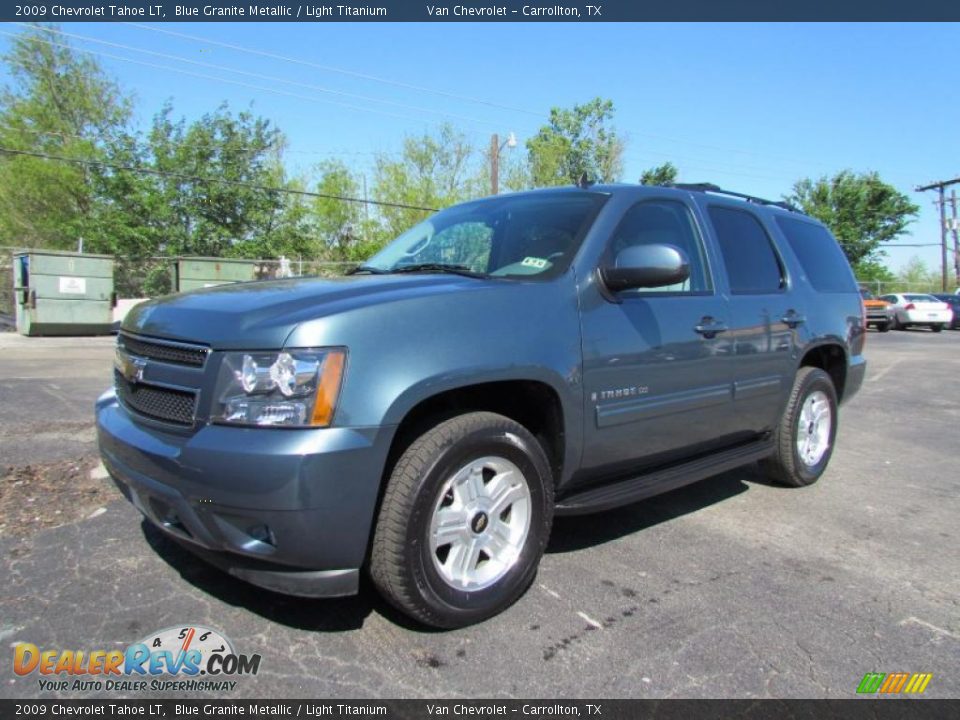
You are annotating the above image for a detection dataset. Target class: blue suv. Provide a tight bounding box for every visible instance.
[97,183,866,628]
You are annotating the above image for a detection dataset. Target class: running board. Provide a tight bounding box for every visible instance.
[555,438,774,516]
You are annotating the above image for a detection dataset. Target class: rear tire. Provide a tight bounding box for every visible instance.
[931,324,943,333]
[876,322,890,333]
[760,367,838,488]
[370,412,554,629]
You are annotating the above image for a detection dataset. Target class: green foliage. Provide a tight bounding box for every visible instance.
[312,160,364,260]
[0,24,131,249]
[373,124,481,241]
[640,162,678,186]
[526,98,624,187]
[145,102,289,258]
[896,255,939,290]
[852,257,895,283]
[786,170,919,266]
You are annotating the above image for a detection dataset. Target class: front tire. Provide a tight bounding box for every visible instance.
[370,412,554,629]
[876,322,890,333]
[760,367,838,488]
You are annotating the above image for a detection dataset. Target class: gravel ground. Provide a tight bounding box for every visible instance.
[1,329,958,700]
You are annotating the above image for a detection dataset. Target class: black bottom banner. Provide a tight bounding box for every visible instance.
[0,700,956,720]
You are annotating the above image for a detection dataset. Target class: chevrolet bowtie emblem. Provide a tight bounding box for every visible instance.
[115,349,147,384]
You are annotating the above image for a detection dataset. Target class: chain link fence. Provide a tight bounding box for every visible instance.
[856,279,956,296]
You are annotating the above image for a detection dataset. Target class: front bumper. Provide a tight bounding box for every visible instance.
[96,389,395,597]
[864,308,891,325]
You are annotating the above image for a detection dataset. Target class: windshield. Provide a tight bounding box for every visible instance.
[362,191,607,279]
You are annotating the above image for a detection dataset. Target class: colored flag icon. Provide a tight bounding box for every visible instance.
[857,672,932,694]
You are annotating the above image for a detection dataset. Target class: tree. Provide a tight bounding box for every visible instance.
[373,124,481,241]
[310,160,365,260]
[896,255,938,292]
[786,171,919,266]
[853,257,895,283]
[640,162,678,186]
[526,98,624,187]
[145,102,289,258]
[0,25,131,249]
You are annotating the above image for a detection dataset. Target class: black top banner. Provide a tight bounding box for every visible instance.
[1,0,958,22]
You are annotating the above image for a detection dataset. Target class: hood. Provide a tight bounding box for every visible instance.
[863,298,890,308]
[123,274,498,349]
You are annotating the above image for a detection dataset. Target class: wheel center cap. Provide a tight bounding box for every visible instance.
[470,512,489,534]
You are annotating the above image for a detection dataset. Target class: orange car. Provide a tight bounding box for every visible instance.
[860,288,892,332]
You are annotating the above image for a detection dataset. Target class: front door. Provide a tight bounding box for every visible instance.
[580,198,735,477]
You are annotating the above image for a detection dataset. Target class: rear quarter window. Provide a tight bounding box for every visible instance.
[775,216,857,293]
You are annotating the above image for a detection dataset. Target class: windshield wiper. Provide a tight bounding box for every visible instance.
[385,263,488,279]
[346,264,389,275]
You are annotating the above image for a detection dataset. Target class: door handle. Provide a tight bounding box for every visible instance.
[694,318,728,338]
[781,311,806,328]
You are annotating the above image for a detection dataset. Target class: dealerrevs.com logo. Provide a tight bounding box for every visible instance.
[13,625,261,693]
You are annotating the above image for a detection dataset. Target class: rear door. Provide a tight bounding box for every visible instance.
[704,204,798,435]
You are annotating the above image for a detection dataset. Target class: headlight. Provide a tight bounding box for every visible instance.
[214,349,346,427]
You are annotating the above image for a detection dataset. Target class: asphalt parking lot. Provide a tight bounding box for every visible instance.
[1,328,958,699]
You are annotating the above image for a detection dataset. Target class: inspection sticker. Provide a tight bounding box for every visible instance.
[521,257,549,269]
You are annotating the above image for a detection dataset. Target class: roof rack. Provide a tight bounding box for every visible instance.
[668,182,802,213]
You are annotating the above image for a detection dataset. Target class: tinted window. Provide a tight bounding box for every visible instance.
[776,216,856,293]
[708,207,784,294]
[609,200,711,292]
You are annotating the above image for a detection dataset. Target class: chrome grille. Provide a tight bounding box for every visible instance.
[114,370,197,426]
[118,333,208,368]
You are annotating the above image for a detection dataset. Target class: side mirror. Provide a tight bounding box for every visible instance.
[601,244,690,292]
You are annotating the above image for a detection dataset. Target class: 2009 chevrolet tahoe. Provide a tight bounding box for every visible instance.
[97,183,866,628]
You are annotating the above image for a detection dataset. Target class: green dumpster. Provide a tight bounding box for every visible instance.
[12,250,115,336]
[172,257,257,292]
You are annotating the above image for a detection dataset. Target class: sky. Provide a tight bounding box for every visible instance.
[0,21,956,276]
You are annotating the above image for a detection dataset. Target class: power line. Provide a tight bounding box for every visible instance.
[128,22,545,119]
[130,22,859,174]
[18,24,509,130]
[0,147,439,212]
[0,30,438,127]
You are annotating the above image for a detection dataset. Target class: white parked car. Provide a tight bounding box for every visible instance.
[880,293,954,332]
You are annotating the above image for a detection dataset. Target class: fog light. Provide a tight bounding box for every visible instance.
[248,524,275,547]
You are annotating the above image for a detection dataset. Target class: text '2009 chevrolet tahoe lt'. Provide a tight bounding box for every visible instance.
[97,182,866,628]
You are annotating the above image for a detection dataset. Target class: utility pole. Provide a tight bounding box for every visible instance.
[490,134,500,196]
[916,177,960,292]
[950,190,959,289]
[362,173,370,242]
[489,132,516,196]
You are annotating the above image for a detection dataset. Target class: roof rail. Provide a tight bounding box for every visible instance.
[668,182,802,213]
